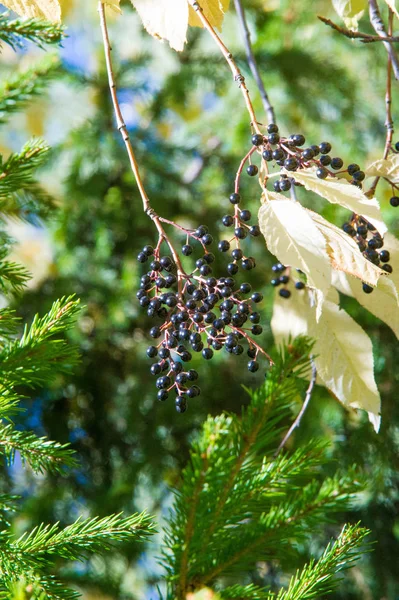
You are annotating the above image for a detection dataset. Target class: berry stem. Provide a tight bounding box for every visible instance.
[234,146,258,193]
[98,1,187,297]
[233,0,276,125]
[235,327,274,364]
[188,0,262,133]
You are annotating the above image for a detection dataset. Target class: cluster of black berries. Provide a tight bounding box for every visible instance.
[247,125,366,192]
[137,222,266,412]
[341,216,393,293]
[269,263,305,299]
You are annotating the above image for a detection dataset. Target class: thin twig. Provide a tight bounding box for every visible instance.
[233,0,276,124]
[318,15,399,43]
[98,1,186,296]
[369,0,399,80]
[188,0,262,133]
[384,8,394,159]
[275,358,317,456]
[366,8,395,196]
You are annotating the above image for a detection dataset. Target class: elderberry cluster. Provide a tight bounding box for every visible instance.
[248,125,365,192]
[137,221,266,412]
[342,216,393,293]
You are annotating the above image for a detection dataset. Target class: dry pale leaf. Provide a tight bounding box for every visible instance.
[383,232,399,291]
[1,0,61,21]
[189,0,229,30]
[258,193,332,295]
[271,283,381,430]
[332,0,367,30]
[365,154,399,185]
[307,208,385,286]
[270,284,310,349]
[130,0,188,51]
[309,299,381,431]
[333,270,399,340]
[131,0,229,51]
[291,167,387,236]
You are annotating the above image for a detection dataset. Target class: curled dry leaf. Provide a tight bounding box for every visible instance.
[332,0,367,30]
[307,208,385,287]
[291,167,387,236]
[365,154,399,185]
[271,288,381,431]
[333,271,399,340]
[259,192,332,296]
[1,0,61,21]
[130,0,229,51]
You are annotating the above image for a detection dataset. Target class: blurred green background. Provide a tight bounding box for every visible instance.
[0,0,398,598]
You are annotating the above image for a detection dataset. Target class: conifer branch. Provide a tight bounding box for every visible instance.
[14,512,155,561]
[0,424,78,473]
[220,524,369,599]
[164,340,366,598]
[0,250,30,294]
[0,308,20,340]
[0,56,60,125]
[0,513,155,597]
[0,140,50,201]
[0,14,64,50]
[0,297,81,389]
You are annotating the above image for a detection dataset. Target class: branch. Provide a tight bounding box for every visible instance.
[98,1,186,295]
[275,357,317,456]
[366,7,395,196]
[383,8,394,160]
[0,14,64,50]
[318,15,399,43]
[187,0,262,132]
[368,0,399,80]
[233,0,276,124]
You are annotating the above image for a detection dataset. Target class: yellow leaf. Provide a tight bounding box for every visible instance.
[307,209,385,286]
[188,0,230,30]
[365,154,399,184]
[258,193,332,295]
[332,0,367,30]
[309,299,381,431]
[382,0,399,19]
[130,0,188,51]
[104,0,121,12]
[291,167,387,235]
[1,0,61,21]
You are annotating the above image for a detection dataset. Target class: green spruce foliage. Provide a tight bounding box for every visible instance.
[0,13,155,599]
